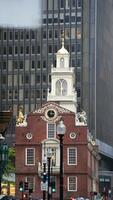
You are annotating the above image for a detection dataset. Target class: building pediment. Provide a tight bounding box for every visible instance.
[34,102,72,114]
[33,102,73,122]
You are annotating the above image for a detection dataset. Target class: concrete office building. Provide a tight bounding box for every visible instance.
[82,0,113,193]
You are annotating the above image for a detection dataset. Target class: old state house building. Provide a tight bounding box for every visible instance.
[15,41,99,200]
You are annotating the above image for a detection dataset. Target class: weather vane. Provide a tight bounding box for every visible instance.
[61,30,65,48]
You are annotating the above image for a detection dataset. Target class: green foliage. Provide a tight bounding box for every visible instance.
[4,147,15,176]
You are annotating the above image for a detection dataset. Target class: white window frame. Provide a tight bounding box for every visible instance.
[47,123,56,139]
[25,148,35,166]
[68,176,77,191]
[56,79,67,96]
[42,140,60,168]
[26,176,35,191]
[67,147,77,165]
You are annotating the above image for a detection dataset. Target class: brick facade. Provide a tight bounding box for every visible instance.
[15,102,99,200]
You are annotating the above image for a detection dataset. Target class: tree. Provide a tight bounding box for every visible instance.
[0,147,15,194]
[5,147,15,175]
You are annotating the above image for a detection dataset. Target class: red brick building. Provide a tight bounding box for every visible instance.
[15,42,99,200]
[15,102,99,200]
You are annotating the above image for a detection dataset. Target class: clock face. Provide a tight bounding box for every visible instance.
[47,109,55,118]
[45,107,58,121]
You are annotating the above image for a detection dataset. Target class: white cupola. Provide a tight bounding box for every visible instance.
[47,36,77,113]
[56,37,69,69]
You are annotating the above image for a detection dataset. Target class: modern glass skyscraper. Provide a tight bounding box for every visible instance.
[0,0,83,144]
[0,0,83,116]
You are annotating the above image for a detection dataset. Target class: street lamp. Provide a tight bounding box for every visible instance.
[57,120,66,200]
[43,155,47,200]
[47,148,52,200]
[0,135,8,194]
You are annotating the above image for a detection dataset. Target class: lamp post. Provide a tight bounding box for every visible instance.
[0,134,8,194]
[57,120,66,200]
[43,156,47,200]
[47,148,52,200]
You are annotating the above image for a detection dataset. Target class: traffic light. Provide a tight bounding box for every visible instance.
[43,172,47,183]
[51,180,56,193]
[24,182,28,191]
[19,181,24,192]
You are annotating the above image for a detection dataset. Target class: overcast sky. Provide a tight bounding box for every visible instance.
[0,0,41,28]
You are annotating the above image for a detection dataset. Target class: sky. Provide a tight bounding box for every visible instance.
[0,0,41,28]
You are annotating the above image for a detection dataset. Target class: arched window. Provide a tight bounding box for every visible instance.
[56,79,67,96]
[60,57,64,68]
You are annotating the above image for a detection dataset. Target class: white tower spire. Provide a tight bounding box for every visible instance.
[47,35,77,113]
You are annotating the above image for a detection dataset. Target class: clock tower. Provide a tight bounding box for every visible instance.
[47,37,77,113]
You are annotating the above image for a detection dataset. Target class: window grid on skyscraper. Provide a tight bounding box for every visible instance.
[0,0,83,121]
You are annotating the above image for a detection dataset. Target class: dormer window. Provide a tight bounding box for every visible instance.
[60,57,64,68]
[56,79,67,96]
